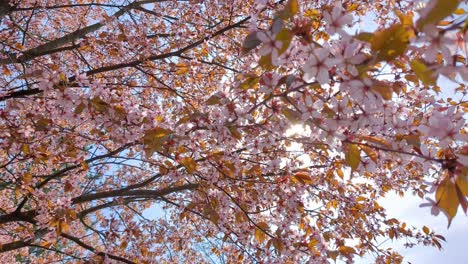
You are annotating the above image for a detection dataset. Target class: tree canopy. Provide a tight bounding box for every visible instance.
[0,0,467,263]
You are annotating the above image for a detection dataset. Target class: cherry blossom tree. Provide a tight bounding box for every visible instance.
[0,0,467,263]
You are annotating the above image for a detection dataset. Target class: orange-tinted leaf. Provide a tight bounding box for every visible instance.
[360,145,378,163]
[357,135,392,148]
[436,178,459,226]
[292,172,313,184]
[206,94,222,105]
[372,80,393,100]
[423,225,430,235]
[456,176,468,196]
[338,245,356,255]
[254,222,269,243]
[180,157,197,174]
[91,97,108,113]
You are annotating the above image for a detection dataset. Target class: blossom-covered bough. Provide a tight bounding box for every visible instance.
[0,0,466,263]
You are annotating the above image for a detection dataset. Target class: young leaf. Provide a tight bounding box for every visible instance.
[436,178,459,226]
[345,144,361,171]
[417,0,461,29]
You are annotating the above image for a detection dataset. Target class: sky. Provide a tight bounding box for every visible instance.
[371,193,467,264]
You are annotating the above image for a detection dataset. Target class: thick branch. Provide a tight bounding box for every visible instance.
[0,17,249,101]
[61,233,135,264]
[0,209,37,224]
[0,183,198,225]
[0,240,30,253]
[72,183,198,204]
[0,0,153,64]
[0,0,12,18]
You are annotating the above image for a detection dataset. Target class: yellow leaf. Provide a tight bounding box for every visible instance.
[456,176,468,196]
[2,66,11,76]
[395,10,414,27]
[271,237,283,254]
[120,240,128,250]
[59,221,70,233]
[436,178,459,226]
[454,8,466,15]
[278,0,298,19]
[405,74,419,84]
[327,250,339,261]
[180,157,197,174]
[308,239,318,251]
[254,222,269,243]
[242,32,262,54]
[175,63,189,75]
[417,0,461,29]
[345,144,361,171]
[304,9,320,18]
[355,32,374,42]
[140,246,148,256]
[206,94,222,105]
[74,102,86,115]
[22,144,30,155]
[144,127,172,139]
[395,133,421,148]
[22,173,32,185]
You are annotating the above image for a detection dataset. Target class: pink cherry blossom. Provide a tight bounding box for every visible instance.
[323,3,353,37]
[302,48,339,84]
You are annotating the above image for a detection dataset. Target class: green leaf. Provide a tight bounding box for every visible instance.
[276,28,293,55]
[410,59,437,85]
[355,32,374,42]
[282,108,301,123]
[239,76,259,90]
[277,0,299,19]
[371,24,412,61]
